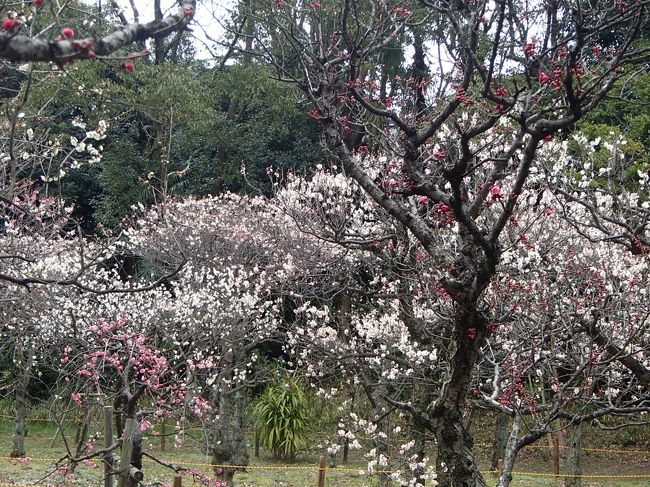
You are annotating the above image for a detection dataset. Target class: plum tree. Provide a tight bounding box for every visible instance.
[254,1,649,484]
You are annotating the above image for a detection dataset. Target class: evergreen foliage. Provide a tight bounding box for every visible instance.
[252,378,311,462]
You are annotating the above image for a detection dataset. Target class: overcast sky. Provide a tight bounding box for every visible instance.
[111,0,231,61]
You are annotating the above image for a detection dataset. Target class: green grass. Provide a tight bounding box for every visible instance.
[0,420,648,486]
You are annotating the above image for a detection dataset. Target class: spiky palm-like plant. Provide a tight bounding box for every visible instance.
[252,379,310,462]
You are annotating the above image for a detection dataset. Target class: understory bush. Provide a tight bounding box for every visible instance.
[252,378,311,461]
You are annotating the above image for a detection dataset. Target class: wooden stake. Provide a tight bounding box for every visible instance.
[173,475,182,487]
[552,432,560,476]
[497,458,504,476]
[317,455,326,487]
[118,418,135,487]
[104,406,114,487]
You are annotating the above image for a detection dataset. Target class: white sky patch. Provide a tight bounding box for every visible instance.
[112,0,233,61]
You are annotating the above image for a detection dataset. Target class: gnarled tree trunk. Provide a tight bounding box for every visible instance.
[433,310,488,487]
[211,387,248,487]
[564,422,583,487]
[10,346,30,458]
[491,412,510,471]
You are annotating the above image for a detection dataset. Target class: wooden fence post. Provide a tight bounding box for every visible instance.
[117,418,133,487]
[117,418,143,486]
[173,475,182,487]
[317,455,326,487]
[104,406,114,487]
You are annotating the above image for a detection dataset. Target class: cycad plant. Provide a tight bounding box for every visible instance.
[252,378,311,462]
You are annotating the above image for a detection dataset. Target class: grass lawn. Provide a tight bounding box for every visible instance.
[0,420,648,486]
